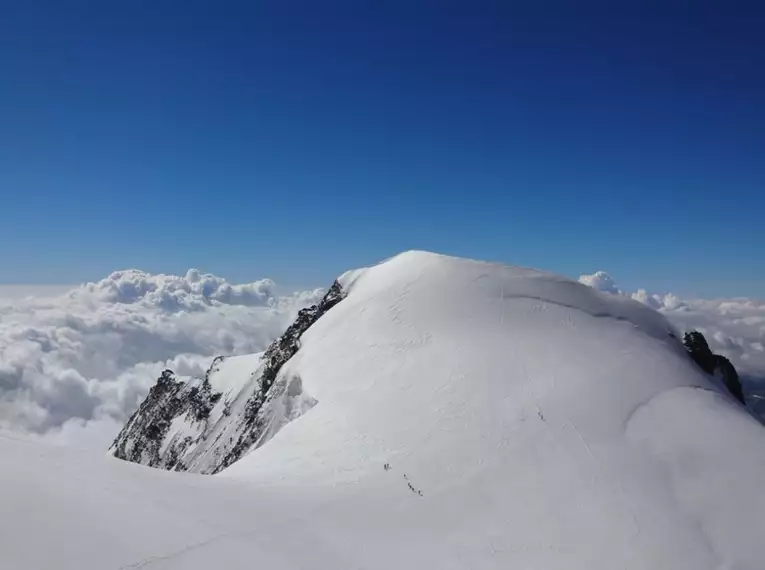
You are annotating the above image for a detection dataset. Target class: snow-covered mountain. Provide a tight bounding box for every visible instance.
[4,251,765,569]
[111,251,755,477]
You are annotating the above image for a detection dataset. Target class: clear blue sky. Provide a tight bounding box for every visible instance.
[1,1,763,297]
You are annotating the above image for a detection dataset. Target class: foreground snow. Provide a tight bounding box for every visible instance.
[3,251,764,569]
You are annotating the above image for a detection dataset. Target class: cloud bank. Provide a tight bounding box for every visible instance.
[0,269,324,448]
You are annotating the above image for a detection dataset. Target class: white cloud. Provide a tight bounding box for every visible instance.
[76,268,282,309]
[577,271,622,294]
[0,270,324,449]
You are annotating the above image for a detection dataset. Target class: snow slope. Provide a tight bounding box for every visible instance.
[3,251,765,569]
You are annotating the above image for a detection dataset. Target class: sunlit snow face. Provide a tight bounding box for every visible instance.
[0,270,324,448]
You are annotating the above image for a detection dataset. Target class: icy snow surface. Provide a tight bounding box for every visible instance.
[3,251,764,569]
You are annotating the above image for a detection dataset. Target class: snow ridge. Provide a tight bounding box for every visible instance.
[108,282,345,474]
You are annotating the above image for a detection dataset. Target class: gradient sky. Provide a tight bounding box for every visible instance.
[1,1,763,296]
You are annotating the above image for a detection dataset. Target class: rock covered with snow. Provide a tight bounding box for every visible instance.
[683,330,746,404]
[109,282,345,473]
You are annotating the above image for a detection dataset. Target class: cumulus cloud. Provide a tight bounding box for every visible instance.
[578,271,622,295]
[579,271,765,413]
[76,268,283,309]
[0,270,325,448]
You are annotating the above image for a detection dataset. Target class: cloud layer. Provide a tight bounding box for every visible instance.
[0,269,324,448]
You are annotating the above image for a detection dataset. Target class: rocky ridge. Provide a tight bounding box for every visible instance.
[682,330,745,404]
[109,281,345,473]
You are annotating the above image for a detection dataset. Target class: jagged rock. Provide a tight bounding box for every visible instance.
[218,280,344,471]
[682,331,717,374]
[109,281,345,473]
[715,354,745,405]
[683,330,745,404]
[110,368,225,470]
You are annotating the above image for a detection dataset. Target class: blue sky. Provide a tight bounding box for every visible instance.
[1,1,763,296]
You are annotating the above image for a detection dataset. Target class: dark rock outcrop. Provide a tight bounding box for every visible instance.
[682,331,717,374]
[110,369,224,470]
[682,331,745,404]
[714,354,745,405]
